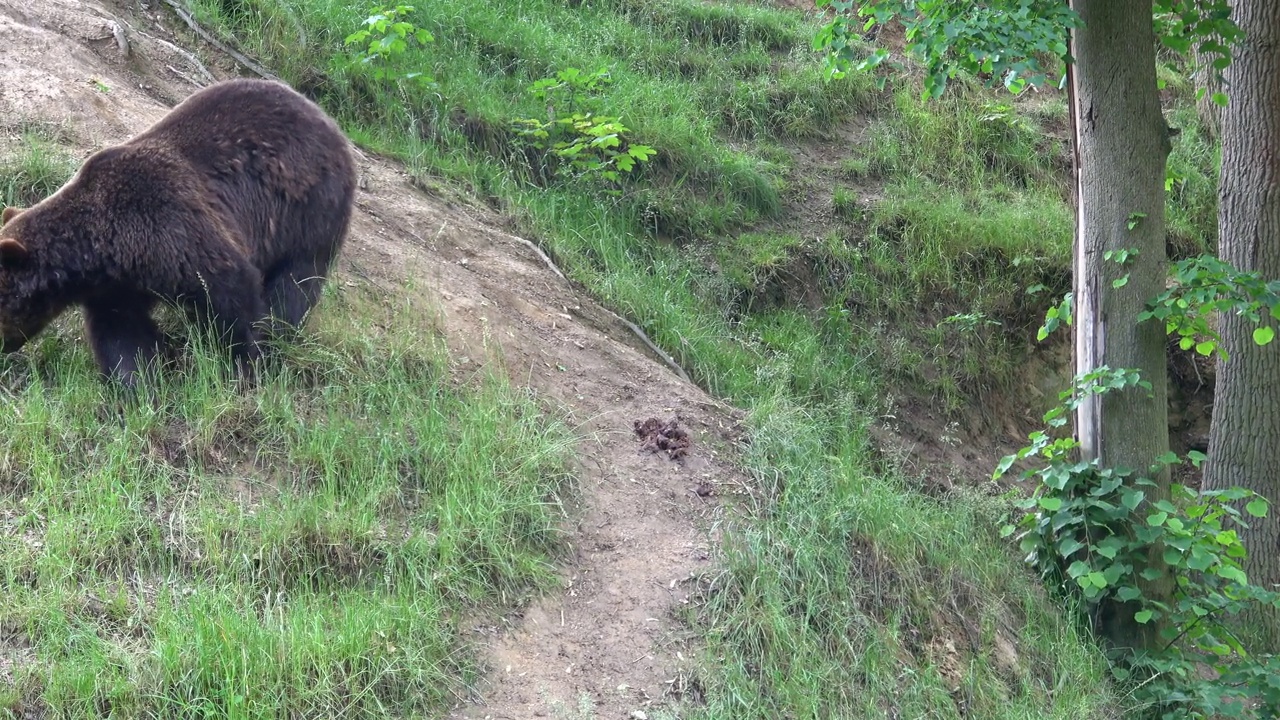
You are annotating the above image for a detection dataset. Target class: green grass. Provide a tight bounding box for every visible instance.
[1,299,575,717]
[0,143,575,717]
[0,130,79,208]
[685,395,1117,719]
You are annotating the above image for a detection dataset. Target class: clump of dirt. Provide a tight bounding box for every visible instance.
[634,416,692,461]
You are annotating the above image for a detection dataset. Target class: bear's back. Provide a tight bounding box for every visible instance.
[131,79,352,203]
[124,79,357,270]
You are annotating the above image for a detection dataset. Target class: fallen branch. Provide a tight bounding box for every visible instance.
[122,19,216,85]
[504,232,693,385]
[162,0,277,81]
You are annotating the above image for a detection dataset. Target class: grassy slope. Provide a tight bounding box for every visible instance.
[0,138,574,716]
[182,0,1215,716]
[3,0,1223,716]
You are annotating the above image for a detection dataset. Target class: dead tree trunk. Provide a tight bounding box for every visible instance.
[1069,0,1174,650]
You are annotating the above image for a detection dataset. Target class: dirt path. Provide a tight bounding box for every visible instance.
[0,1,749,716]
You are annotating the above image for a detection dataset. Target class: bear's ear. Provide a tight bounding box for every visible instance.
[0,207,24,225]
[0,238,30,266]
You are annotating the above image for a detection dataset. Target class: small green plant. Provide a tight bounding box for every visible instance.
[511,67,655,190]
[997,367,1280,719]
[344,4,435,86]
[937,311,1000,333]
[1036,291,1074,341]
[832,185,860,220]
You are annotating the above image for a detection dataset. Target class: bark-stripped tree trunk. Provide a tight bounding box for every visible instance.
[1203,0,1280,650]
[1069,0,1173,649]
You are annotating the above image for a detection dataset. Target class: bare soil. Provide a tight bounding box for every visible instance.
[0,1,748,717]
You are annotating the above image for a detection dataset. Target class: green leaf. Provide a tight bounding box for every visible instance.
[1121,489,1145,511]
[1218,566,1247,584]
[1066,560,1091,579]
[1195,341,1215,356]
[1253,326,1275,345]
[1147,511,1169,526]
[1246,498,1269,518]
[1057,538,1085,557]
[1039,496,1063,512]
[1112,275,1130,289]
[1134,610,1154,624]
[1116,586,1142,602]
[1186,548,1215,571]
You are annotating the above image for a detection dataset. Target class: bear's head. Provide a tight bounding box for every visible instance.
[0,207,56,353]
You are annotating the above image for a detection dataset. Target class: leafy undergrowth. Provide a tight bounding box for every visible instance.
[0,138,574,717]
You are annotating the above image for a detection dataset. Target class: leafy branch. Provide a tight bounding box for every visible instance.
[1140,256,1280,359]
[813,0,1080,97]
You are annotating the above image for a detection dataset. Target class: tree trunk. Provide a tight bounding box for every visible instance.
[1203,0,1280,650]
[1069,0,1173,650]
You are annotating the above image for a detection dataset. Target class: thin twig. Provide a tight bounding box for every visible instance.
[504,232,693,384]
[608,310,693,385]
[162,0,277,80]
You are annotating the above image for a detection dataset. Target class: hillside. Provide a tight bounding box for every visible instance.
[0,0,1220,718]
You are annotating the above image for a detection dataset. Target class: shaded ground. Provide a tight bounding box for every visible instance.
[0,1,750,716]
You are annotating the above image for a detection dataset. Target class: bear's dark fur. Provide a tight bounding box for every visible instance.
[0,78,357,386]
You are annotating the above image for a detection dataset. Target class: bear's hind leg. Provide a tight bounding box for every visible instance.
[264,254,331,333]
[83,298,164,388]
[194,265,270,375]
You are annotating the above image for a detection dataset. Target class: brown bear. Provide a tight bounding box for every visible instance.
[0,78,357,387]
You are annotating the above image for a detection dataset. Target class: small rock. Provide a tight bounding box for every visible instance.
[630,712,648,720]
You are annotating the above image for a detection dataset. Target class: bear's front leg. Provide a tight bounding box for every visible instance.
[83,297,165,389]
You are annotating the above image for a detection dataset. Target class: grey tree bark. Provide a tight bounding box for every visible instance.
[1069,0,1173,649]
[1203,0,1280,650]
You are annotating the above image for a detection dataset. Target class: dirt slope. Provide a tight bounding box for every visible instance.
[0,1,747,716]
